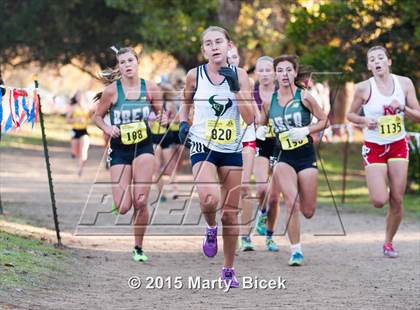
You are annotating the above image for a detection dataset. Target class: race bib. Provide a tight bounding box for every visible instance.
[266,119,275,138]
[120,121,148,145]
[150,121,164,135]
[205,119,236,144]
[378,115,403,137]
[169,122,180,131]
[279,132,308,150]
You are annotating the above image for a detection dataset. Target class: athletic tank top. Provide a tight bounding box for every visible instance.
[253,81,279,111]
[363,74,406,145]
[253,82,263,111]
[269,88,311,134]
[169,94,181,132]
[189,64,242,153]
[72,105,89,130]
[110,79,151,145]
[254,82,278,139]
[240,118,256,142]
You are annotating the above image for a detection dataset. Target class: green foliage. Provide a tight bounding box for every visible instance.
[1,0,418,80]
[0,0,142,68]
[406,120,420,189]
[232,2,290,66]
[106,0,219,68]
[286,0,420,83]
[317,142,419,218]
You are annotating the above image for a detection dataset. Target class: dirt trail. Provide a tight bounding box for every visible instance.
[0,143,419,309]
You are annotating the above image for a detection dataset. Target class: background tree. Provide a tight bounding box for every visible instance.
[285,0,419,123]
[0,0,144,77]
[1,0,418,85]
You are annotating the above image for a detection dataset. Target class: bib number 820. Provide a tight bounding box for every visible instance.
[211,128,232,141]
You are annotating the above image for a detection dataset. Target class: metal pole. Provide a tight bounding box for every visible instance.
[341,129,350,204]
[35,79,62,247]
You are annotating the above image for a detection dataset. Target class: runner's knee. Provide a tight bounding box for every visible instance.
[221,208,238,226]
[241,184,251,199]
[118,202,132,215]
[389,195,403,216]
[389,193,403,208]
[301,205,316,219]
[115,193,133,214]
[371,196,388,208]
[133,196,148,211]
[200,192,219,210]
[285,200,300,215]
[256,185,267,200]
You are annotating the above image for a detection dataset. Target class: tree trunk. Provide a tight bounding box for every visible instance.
[329,82,354,125]
[218,0,242,31]
[172,51,201,71]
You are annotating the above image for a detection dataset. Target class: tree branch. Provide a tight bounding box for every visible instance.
[70,60,100,81]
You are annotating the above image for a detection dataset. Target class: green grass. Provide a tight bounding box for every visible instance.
[316,142,420,219]
[1,115,419,219]
[0,230,70,289]
[0,114,103,148]
[1,203,48,228]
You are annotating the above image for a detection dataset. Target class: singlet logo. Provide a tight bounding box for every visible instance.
[112,105,150,125]
[209,95,232,117]
[291,99,300,109]
[383,106,396,116]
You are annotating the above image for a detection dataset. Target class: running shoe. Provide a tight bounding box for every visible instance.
[132,247,149,262]
[266,238,279,252]
[111,202,119,215]
[288,252,304,266]
[383,243,399,258]
[203,226,218,257]
[240,236,255,252]
[255,211,267,236]
[160,195,167,203]
[221,267,240,288]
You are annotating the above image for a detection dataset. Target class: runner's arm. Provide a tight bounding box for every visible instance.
[236,68,255,125]
[347,82,372,128]
[147,81,163,114]
[93,84,118,137]
[403,77,420,123]
[180,68,196,123]
[148,81,169,127]
[302,91,329,134]
[65,105,76,124]
[258,99,270,126]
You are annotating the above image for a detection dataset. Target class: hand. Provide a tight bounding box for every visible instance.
[388,99,404,113]
[218,67,240,93]
[256,126,268,141]
[179,121,190,145]
[288,126,309,142]
[301,89,310,102]
[364,117,377,130]
[106,125,120,138]
[156,111,169,127]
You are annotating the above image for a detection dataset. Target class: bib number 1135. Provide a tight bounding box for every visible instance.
[378,115,403,138]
